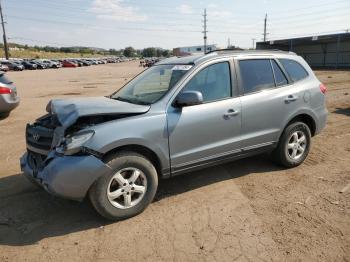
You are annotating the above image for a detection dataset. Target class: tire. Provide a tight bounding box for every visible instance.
[0,112,10,119]
[89,151,158,220]
[271,122,311,168]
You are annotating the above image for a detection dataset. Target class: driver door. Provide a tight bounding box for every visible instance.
[167,61,242,174]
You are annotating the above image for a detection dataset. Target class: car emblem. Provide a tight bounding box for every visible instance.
[32,133,40,141]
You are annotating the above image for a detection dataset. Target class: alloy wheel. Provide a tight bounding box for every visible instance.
[286,131,307,160]
[107,167,147,209]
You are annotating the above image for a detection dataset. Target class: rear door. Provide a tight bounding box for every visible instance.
[236,58,293,148]
[167,60,242,173]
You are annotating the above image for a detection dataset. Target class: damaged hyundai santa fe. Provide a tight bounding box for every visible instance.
[21,50,327,220]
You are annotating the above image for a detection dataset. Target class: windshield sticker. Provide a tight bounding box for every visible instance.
[171,65,193,71]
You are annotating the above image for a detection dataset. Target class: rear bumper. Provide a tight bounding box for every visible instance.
[0,94,20,113]
[20,152,111,201]
[315,106,328,135]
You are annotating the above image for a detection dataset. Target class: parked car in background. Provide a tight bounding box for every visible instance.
[1,61,24,71]
[0,72,19,116]
[80,59,91,66]
[21,61,37,70]
[41,60,59,69]
[51,60,63,68]
[89,59,99,65]
[31,60,47,69]
[62,60,78,67]
[0,64,9,72]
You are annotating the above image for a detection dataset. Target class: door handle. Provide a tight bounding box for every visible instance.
[224,109,239,118]
[285,95,298,103]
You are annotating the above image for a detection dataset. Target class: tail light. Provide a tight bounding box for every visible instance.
[0,86,12,94]
[319,83,327,94]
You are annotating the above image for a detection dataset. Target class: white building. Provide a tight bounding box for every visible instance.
[173,44,217,56]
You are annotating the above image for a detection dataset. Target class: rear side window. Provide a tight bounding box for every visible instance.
[279,59,308,82]
[239,59,275,94]
[271,60,288,86]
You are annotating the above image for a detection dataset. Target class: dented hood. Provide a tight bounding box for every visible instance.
[47,96,150,127]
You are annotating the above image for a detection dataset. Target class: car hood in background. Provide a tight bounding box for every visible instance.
[47,96,150,128]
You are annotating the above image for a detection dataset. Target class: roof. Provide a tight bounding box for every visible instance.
[157,49,296,65]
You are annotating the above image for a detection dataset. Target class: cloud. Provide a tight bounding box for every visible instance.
[90,0,147,22]
[206,4,231,18]
[177,4,193,14]
[207,4,217,9]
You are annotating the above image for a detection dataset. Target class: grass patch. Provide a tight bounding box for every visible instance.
[1,49,104,59]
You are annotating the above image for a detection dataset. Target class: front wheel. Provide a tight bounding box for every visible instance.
[271,122,311,168]
[89,152,158,220]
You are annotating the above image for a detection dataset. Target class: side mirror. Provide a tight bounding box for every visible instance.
[174,91,203,107]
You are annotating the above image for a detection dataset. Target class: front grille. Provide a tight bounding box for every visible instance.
[26,123,54,154]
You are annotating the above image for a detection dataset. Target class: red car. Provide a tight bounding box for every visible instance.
[62,60,78,68]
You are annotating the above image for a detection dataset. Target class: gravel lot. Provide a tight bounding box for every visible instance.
[0,61,349,262]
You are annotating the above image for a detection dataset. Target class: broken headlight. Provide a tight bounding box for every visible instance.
[56,130,94,155]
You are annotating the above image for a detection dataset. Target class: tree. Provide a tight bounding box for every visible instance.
[156,48,163,57]
[109,48,120,55]
[161,49,171,57]
[123,46,136,57]
[142,47,156,57]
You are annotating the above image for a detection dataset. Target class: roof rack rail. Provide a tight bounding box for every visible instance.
[205,48,285,55]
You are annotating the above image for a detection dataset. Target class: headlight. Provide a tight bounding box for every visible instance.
[57,130,94,155]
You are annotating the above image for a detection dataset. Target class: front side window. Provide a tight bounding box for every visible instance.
[182,62,231,103]
[111,64,191,105]
[279,59,308,82]
[239,59,275,94]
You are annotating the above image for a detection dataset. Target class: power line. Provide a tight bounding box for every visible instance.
[6,2,348,31]
[6,6,203,29]
[24,0,206,12]
[7,15,200,33]
[6,0,203,17]
[269,7,350,22]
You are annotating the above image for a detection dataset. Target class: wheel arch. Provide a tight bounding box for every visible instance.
[283,113,317,137]
[101,144,165,179]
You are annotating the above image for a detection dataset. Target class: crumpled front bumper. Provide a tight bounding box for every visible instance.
[20,152,111,201]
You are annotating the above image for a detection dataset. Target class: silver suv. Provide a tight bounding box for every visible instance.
[20,50,327,220]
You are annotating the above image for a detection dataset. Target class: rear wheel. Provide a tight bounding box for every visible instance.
[89,152,158,220]
[271,122,311,167]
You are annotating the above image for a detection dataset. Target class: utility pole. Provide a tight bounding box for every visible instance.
[202,8,207,54]
[0,0,9,59]
[251,38,256,49]
[227,37,231,48]
[263,13,267,42]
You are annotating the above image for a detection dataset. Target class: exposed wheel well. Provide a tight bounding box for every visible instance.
[102,145,162,177]
[286,114,316,136]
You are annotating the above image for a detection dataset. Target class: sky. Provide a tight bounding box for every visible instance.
[3,0,350,50]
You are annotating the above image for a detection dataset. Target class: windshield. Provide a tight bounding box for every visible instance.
[111,64,192,105]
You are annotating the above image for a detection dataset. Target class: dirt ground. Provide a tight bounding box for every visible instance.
[0,61,349,262]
